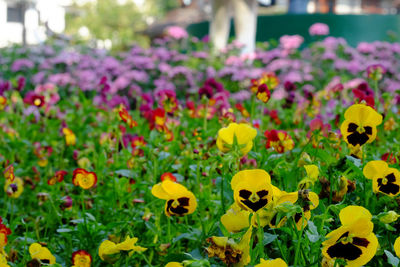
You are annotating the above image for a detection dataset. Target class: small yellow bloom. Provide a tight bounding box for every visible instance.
[298,164,319,189]
[0,96,7,110]
[99,236,146,262]
[63,127,76,146]
[4,177,24,198]
[231,169,273,213]
[384,117,396,131]
[379,211,400,224]
[216,123,257,155]
[340,104,382,147]
[29,243,56,264]
[152,180,197,217]
[363,160,400,196]
[255,258,288,267]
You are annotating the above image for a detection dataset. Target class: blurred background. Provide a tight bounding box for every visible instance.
[1,0,400,50]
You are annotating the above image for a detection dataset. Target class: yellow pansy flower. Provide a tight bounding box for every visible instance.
[231,169,273,213]
[363,160,400,196]
[322,206,378,267]
[340,104,382,147]
[152,180,197,217]
[216,123,257,155]
[4,177,24,198]
[29,243,56,264]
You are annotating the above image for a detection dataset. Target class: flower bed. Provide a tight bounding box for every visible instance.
[0,25,400,266]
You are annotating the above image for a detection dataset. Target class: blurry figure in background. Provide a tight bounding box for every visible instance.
[288,0,309,13]
[395,0,400,14]
[314,0,336,13]
[362,0,383,13]
[210,0,258,54]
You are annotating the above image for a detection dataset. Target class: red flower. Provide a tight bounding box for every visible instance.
[256,84,271,103]
[131,136,146,157]
[72,168,97,190]
[119,106,138,128]
[23,91,45,107]
[235,103,250,118]
[72,250,92,267]
[264,129,295,153]
[48,170,68,186]
[161,172,177,182]
[149,108,166,131]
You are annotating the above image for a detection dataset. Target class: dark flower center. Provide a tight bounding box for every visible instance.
[326,231,370,261]
[239,189,269,212]
[346,123,372,146]
[377,173,399,195]
[166,197,190,216]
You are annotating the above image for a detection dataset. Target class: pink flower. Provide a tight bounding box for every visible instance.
[280,35,304,51]
[309,23,329,36]
[165,26,188,40]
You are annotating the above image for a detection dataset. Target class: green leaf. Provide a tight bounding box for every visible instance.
[56,228,73,233]
[115,169,134,178]
[263,232,278,246]
[306,221,320,243]
[385,250,399,267]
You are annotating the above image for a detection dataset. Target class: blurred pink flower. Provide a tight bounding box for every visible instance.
[280,35,304,51]
[165,26,188,39]
[309,23,329,36]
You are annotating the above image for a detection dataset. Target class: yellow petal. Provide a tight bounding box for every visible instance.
[161,180,189,196]
[394,236,400,258]
[363,160,388,180]
[99,240,119,261]
[220,203,250,233]
[339,205,372,227]
[231,169,271,191]
[151,183,170,200]
[304,165,319,180]
[344,104,382,126]
[255,258,288,267]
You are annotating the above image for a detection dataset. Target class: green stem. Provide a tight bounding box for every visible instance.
[203,101,208,134]
[293,215,306,267]
[141,252,153,267]
[220,175,225,213]
[250,94,256,121]
[272,229,287,262]
[256,214,266,260]
[374,79,379,112]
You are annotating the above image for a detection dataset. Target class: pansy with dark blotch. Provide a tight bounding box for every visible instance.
[340,104,382,147]
[151,180,197,217]
[231,169,273,213]
[268,188,319,230]
[363,160,400,197]
[322,206,378,267]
